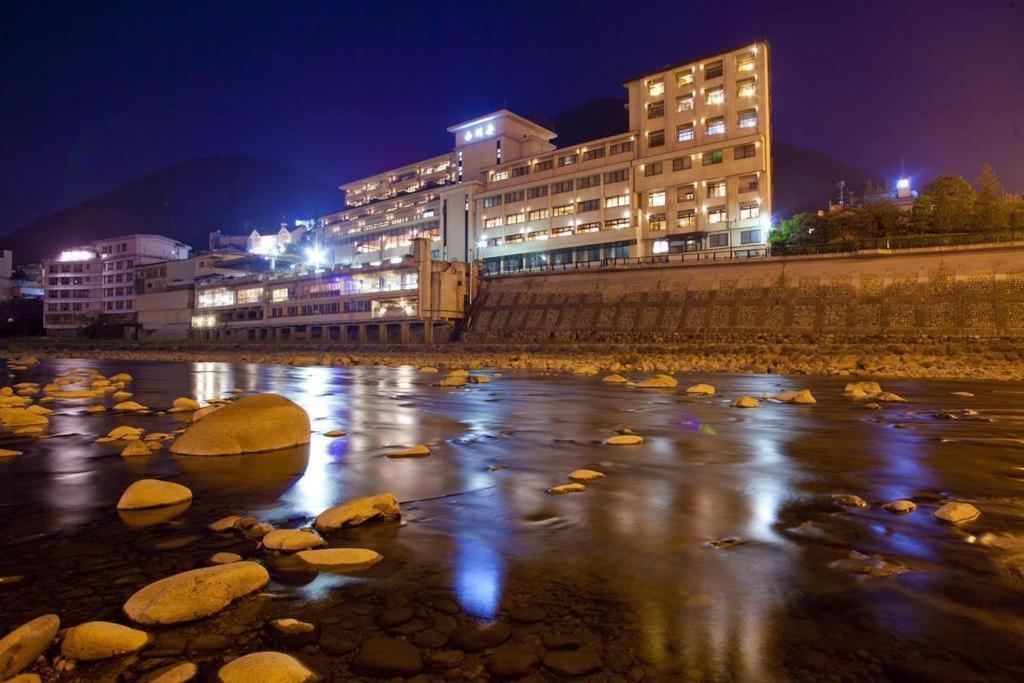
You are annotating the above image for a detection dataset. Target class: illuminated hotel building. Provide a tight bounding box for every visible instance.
[321,41,771,273]
[42,235,190,337]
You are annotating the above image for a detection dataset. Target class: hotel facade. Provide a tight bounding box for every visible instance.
[319,41,771,274]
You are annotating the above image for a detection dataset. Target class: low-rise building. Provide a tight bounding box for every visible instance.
[42,235,190,337]
[191,238,472,343]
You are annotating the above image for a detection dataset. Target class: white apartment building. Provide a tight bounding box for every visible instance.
[42,234,190,337]
[319,41,771,274]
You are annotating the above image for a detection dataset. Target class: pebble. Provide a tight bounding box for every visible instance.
[604,434,643,445]
[449,621,512,652]
[352,637,423,677]
[568,469,605,481]
[548,483,586,494]
[387,444,431,458]
[832,493,869,509]
[934,502,981,524]
[883,500,917,514]
[210,552,242,564]
[487,644,539,679]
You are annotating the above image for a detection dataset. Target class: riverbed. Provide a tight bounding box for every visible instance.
[2,359,1024,681]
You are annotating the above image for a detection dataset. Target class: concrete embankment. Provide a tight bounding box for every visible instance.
[4,337,1024,381]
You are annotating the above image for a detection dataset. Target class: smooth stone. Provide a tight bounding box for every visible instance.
[378,607,414,627]
[567,469,605,481]
[210,552,242,565]
[685,383,716,395]
[604,434,643,445]
[832,493,868,509]
[548,483,586,494]
[172,397,201,411]
[322,429,346,437]
[883,500,917,514]
[139,661,198,683]
[435,375,466,387]
[113,401,149,412]
[543,648,603,676]
[0,614,60,679]
[876,392,907,402]
[635,374,678,388]
[601,374,629,383]
[0,448,23,459]
[387,444,430,458]
[109,425,144,440]
[295,548,382,569]
[117,480,193,510]
[262,529,326,552]
[487,644,539,679]
[216,651,321,682]
[429,650,465,669]
[170,393,310,456]
[314,493,401,533]
[449,621,512,652]
[209,515,242,532]
[60,621,151,661]
[244,522,275,540]
[777,389,816,404]
[121,440,153,457]
[352,637,423,677]
[934,502,980,524]
[951,391,974,397]
[123,562,269,625]
[731,396,760,408]
[270,619,316,634]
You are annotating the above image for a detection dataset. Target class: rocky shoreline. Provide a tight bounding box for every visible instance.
[4,337,1024,381]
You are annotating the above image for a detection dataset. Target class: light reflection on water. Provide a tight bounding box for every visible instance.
[3,360,1024,676]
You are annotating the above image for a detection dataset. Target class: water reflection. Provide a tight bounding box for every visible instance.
[455,540,505,620]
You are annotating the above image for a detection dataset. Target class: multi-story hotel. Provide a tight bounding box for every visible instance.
[42,235,190,337]
[319,41,771,274]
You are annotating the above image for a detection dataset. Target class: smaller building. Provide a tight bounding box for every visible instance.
[42,235,190,337]
[191,238,473,344]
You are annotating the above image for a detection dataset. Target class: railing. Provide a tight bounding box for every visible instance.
[482,230,1024,277]
[485,247,769,276]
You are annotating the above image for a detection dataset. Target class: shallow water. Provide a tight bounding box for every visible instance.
[2,360,1024,681]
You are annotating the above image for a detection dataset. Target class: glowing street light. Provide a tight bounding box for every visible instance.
[305,247,325,269]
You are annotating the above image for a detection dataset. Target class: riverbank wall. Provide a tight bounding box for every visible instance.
[467,242,1024,342]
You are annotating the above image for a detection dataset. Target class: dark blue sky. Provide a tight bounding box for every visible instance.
[2,0,1022,232]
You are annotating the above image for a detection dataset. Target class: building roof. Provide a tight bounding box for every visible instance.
[446,109,557,140]
[620,39,768,85]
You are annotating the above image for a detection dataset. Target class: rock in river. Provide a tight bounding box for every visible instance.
[170,393,310,456]
[216,651,321,682]
[387,444,430,458]
[313,493,401,533]
[121,440,153,457]
[601,374,629,384]
[262,529,326,552]
[604,434,643,445]
[295,548,382,569]
[731,396,760,408]
[636,374,678,389]
[832,493,868,509]
[352,637,423,677]
[139,661,198,683]
[568,469,605,481]
[117,480,193,510]
[685,383,716,396]
[0,614,59,679]
[60,621,151,661]
[883,500,917,514]
[934,502,981,524]
[123,562,269,625]
[548,483,586,494]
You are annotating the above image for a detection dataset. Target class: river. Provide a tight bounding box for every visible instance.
[2,359,1023,681]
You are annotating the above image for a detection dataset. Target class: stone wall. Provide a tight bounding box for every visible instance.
[466,244,1024,342]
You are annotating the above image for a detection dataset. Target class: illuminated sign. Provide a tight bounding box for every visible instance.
[463,123,496,142]
[58,250,95,262]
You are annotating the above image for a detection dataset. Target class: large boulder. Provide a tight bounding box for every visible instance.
[123,562,269,625]
[117,480,193,510]
[60,621,151,661]
[314,493,401,533]
[170,394,310,456]
[216,651,321,682]
[0,614,59,679]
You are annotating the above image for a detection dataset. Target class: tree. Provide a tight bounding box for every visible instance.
[918,176,975,232]
[973,163,1010,230]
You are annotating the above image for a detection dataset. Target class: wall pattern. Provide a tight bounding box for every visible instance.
[467,247,1024,342]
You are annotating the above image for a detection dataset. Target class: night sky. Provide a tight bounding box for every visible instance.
[2,0,1022,233]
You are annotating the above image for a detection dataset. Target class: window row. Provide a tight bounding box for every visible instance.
[483,217,635,246]
[646,79,757,119]
[645,51,757,97]
[648,111,758,147]
[491,141,636,182]
[482,169,632,207]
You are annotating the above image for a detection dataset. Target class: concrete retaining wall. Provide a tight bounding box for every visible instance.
[466,243,1024,342]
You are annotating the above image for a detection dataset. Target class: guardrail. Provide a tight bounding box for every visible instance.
[483,231,1024,277]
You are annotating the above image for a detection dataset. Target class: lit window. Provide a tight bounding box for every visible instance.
[577,222,601,234]
[649,191,666,207]
[652,239,669,254]
[739,174,759,192]
[551,226,574,238]
[739,202,760,220]
[647,78,665,97]
[528,208,550,221]
[675,69,694,87]
[236,287,262,304]
[558,154,578,167]
[708,206,727,224]
[506,213,525,224]
[677,185,696,202]
[676,93,694,112]
[737,110,757,129]
[737,52,756,72]
[527,230,549,241]
[553,204,574,216]
[676,123,694,142]
[677,208,696,228]
[706,116,726,136]
[492,170,509,182]
[708,181,726,198]
[271,288,289,302]
[605,194,630,208]
[484,217,503,228]
[649,212,666,231]
[605,218,631,230]
[738,78,756,98]
[705,86,725,106]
